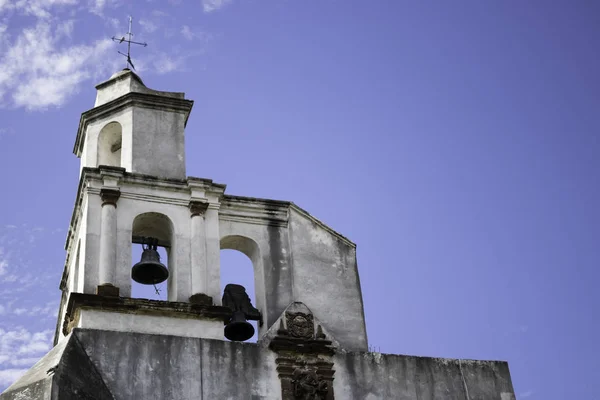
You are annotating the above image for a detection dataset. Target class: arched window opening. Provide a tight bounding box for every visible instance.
[130,212,173,301]
[220,249,258,343]
[97,122,122,168]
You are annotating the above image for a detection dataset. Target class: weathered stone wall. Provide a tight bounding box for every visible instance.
[2,329,515,400]
[288,207,368,351]
[131,107,187,179]
[334,351,515,400]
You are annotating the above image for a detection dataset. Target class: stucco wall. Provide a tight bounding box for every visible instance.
[334,351,515,400]
[288,207,368,351]
[3,329,514,400]
[131,107,186,179]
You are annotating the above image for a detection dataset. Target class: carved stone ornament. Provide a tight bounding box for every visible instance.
[100,188,121,207]
[188,200,209,217]
[286,312,314,339]
[292,368,329,400]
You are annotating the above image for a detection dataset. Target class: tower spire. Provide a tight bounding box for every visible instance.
[112,16,147,71]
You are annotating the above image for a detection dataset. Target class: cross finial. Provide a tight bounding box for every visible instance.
[111,16,148,71]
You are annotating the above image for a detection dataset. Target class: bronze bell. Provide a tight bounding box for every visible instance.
[224,310,255,342]
[222,284,262,342]
[131,238,169,285]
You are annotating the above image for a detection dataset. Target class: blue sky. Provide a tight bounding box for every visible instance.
[1,0,599,398]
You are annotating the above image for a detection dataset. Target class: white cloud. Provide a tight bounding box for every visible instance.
[520,390,534,398]
[0,328,53,388]
[11,0,78,19]
[202,0,232,13]
[88,0,119,16]
[55,19,75,39]
[151,9,168,17]
[138,19,157,33]
[0,247,7,276]
[181,25,194,40]
[17,340,50,355]
[0,21,114,109]
[0,369,28,388]
[180,25,211,43]
[153,55,183,74]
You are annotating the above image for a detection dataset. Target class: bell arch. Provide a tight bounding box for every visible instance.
[97,121,122,168]
[130,212,174,300]
[220,235,265,340]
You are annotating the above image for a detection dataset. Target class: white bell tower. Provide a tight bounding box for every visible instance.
[74,69,191,179]
[56,69,230,342]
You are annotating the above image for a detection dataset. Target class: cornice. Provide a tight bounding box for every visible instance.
[289,203,356,248]
[63,293,233,337]
[220,195,290,227]
[73,91,194,156]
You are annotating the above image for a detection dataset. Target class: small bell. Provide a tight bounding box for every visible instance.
[224,310,255,342]
[131,238,169,285]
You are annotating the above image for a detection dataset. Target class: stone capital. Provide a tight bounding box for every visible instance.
[100,188,121,207]
[189,200,209,217]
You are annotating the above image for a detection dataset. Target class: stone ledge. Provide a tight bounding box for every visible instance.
[63,293,232,336]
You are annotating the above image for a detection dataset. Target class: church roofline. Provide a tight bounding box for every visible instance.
[73,91,194,157]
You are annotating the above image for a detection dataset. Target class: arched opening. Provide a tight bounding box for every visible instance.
[130,212,173,301]
[220,235,262,343]
[97,122,122,168]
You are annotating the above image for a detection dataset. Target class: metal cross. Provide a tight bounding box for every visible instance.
[111,16,147,71]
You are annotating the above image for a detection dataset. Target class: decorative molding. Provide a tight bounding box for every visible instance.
[292,367,330,400]
[189,293,213,306]
[189,200,209,217]
[63,293,232,337]
[289,203,355,248]
[220,195,289,227]
[286,312,315,340]
[96,283,119,297]
[74,92,194,157]
[100,188,120,207]
[270,310,336,399]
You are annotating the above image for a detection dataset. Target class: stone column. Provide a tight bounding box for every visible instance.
[188,200,211,305]
[97,188,120,297]
[204,204,222,305]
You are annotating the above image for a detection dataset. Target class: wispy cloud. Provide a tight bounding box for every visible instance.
[202,0,232,13]
[0,249,7,276]
[153,55,184,74]
[0,16,115,109]
[139,19,158,33]
[0,328,53,387]
[181,25,212,43]
[519,390,534,398]
[0,369,28,388]
[1,0,78,19]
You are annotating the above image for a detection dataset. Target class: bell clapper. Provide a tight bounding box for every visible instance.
[131,237,169,286]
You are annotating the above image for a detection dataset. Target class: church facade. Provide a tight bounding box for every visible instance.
[1,70,515,399]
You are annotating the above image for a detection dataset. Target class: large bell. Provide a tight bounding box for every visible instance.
[224,310,255,342]
[131,239,169,285]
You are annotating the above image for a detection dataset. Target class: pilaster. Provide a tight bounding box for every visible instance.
[97,187,121,296]
[189,200,211,305]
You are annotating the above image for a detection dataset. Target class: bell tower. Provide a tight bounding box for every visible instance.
[57,68,236,341]
[1,69,516,400]
[74,69,191,179]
